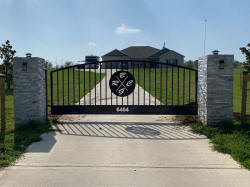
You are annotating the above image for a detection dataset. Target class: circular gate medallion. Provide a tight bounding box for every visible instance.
[109,71,136,97]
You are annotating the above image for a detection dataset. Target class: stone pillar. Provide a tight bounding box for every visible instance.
[198,51,234,125]
[13,55,46,126]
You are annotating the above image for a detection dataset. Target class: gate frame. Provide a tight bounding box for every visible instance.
[50,60,198,115]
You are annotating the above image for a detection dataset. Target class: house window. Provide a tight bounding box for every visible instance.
[166,59,178,65]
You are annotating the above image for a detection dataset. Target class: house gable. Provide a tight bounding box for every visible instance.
[150,48,171,58]
[150,48,185,58]
[102,49,128,57]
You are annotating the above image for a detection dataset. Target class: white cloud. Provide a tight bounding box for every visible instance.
[116,24,141,34]
[88,42,96,46]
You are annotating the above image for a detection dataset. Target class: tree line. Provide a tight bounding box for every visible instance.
[0,40,76,89]
[184,59,244,69]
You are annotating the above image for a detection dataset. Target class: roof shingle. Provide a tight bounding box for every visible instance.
[102,49,128,57]
[121,46,159,58]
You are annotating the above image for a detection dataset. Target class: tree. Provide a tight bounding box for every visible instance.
[240,43,250,72]
[64,61,73,67]
[234,60,242,69]
[0,40,16,89]
[184,60,198,69]
[185,60,194,68]
[45,60,53,69]
[193,60,198,69]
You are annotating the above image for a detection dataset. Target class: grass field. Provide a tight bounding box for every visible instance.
[0,69,104,167]
[48,69,105,106]
[234,69,250,114]
[130,67,196,105]
[132,68,250,114]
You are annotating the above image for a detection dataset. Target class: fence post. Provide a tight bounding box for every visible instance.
[13,55,46,126]
[198,51,234,125]
[0,74,5,137]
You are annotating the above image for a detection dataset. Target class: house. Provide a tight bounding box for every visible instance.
[85,55,99,69]
[101,46,184,68]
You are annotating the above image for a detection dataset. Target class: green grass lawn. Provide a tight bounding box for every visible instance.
[48,69,105,106]
[132,68,250,114]
[0,88,54,167]
[0,69,104,167]
[234,69,250,114]
[190,120,250,170]
[130,67,196,105]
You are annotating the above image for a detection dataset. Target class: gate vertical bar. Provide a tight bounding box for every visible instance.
[50,71,53,107]
[105,64,107,105]
[138,63,140,105]
[95,67,96,105]
[166,65,168,105]
[84,66,86,105]
[78,67,80,106]
[115,62,118,105]
[195,70,198,104]
[160,64,162,105]
[127,61,129,105]
[155,64,156,105]
[57,70,59,105]
[62,70,64,106]
[100,62,102,105]
[73,67,75,104]
[183,69,185,105]
[132,62,134,105]
[68,68,69,105]
[177,67,179,105]
[149,65,151,105]
[144,62,146,105]
[172,67,174,105]
[189,70,191,103]
[122,62,124,106]
[111,62,112,105]
[89,65,91,105]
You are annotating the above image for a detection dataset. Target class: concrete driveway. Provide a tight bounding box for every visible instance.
[0,115,250,187]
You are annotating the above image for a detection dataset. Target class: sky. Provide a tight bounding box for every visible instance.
[0,0,249,65]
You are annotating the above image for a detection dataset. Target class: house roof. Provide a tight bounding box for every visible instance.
[102,49,128,57]
[121,46,160,58]
[150,47,185,57]
[150,47,171,57]
[102,46,184,59]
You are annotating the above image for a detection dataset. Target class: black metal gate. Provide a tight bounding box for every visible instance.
[50,60,198,115]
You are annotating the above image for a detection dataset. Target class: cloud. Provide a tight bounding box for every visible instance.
[88,42,96,46]
[116,24,141,34]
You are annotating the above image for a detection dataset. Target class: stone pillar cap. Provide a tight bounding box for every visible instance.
[25,53,32,58]
[212,50,220,55]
